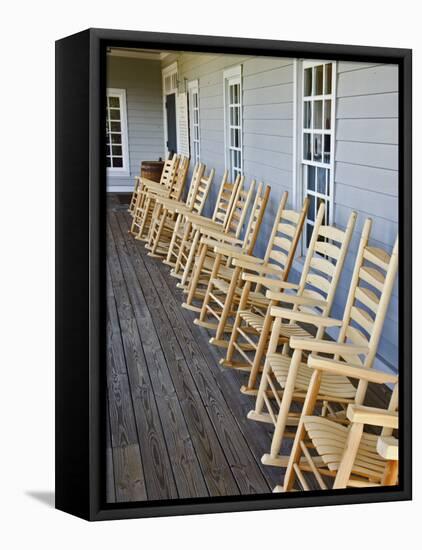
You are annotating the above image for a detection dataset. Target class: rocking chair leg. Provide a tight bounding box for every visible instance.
[332,422,364,489]
[246,305,274,391]
[150,208,167,255]
[214,266,241,341]
[225,281,251,363]
[181,228,200,286]
[267,348,303,459]
[198,253,222,322]
[166,214,182,264]
[283,370,322,491]
[185,242,206,307]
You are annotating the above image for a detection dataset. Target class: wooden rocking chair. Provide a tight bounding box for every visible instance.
[180,181,270,314]
[169,174,250,286]
[146,168,232,261]
[163,172,244,274]
[220,203,356,395]
[132,155,189,241]
[252,222,398,473]
[279,361,398,492]
[193,194,309,345]
[144,163,209,258]
[129,154,178,222]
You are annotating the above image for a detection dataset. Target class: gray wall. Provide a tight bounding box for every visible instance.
[332,62,399,373]
[160,54,399,373]
[106,56,164,190]
[163,53,294,226]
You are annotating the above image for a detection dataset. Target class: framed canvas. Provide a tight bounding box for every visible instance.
[55,28,412,521]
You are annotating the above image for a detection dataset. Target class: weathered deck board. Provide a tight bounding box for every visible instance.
[106,200,288,501]
[117,213,279,493]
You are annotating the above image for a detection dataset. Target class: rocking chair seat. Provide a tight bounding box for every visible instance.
[211,278,269,307]
[267,353,357,398]
[238,311,312,339]
[303,415,386,480]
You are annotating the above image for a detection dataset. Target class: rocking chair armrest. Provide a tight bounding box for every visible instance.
[346,405,398,430]
[148,186,171,198]
[242,273,298,288]
[269,307,342,327]
[376,436,399,461]
[289,337,368,355]
[307,356,399,385]
[241,273,293,290]
[266,291,327,308]
[211,247,263,263]
[232,258,284,274]
[208,243,249,259]
[199,231,243,246]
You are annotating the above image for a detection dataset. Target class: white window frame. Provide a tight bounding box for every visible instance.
[188,80,201,165]
[293,59,337,253]
[223,65,243,181]
[162,62,178,156]
[106,88,130,177]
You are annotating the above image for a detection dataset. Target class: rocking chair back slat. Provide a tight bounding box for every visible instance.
[191,168,215,215]
[169,155,190,200]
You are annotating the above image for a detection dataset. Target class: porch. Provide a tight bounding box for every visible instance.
[106,194,390,502]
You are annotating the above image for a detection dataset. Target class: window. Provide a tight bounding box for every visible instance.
[224,66,243,181]
[106,88,129,174]
[300,61,336,247]
[188,80,200,165]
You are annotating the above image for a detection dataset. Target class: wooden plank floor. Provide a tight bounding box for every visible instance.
[106,195,289,502]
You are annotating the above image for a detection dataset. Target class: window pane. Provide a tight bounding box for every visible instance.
[325,63,332,94]
[324,100,331,129]
[313,134,322,162]
[315,65,323,95]
[111,133,121,144]
[303,133,311,160]
[308,194,315,221]
[317,167,326,194]
[229,106,234,125]
[324,135,331,163]
[229,85,234,104]
[109,109,120,120]
[303,101,311,129]
[314,100,323,129]
[307,165,316,190]
[110,121,121,132]
[233,84,239,104]
[106,157,111,167]
[304,68,312,96]
[109,96,120,108]
[112,145,122,156]
[112,157,123,168]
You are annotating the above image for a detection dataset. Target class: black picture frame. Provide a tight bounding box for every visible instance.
[55,28,412,521]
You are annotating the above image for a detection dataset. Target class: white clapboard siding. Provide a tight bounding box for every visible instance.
[333,62,399,374]
[158,54,399,374]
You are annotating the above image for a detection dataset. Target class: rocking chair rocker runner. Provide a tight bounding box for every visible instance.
[194,193,309,346]
[182,181,270,314]
[221,203,356,395]
[254,221,398,473]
